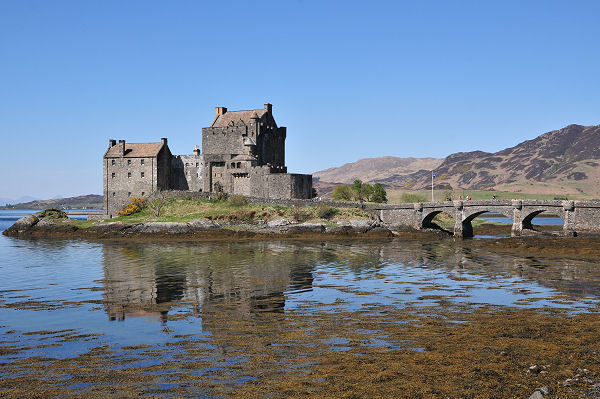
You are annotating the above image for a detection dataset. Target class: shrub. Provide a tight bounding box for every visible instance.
[39,209,68,219]
[371,183,387,203]
[400,193,427,203]
[228,194,247,206]
[291,206,308,223]
[332,185,352,201]
[213,191,229,201]
[316,203,336,219]
[118,197,145,216]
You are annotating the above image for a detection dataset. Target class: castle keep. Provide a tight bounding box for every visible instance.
[103,103,312,217]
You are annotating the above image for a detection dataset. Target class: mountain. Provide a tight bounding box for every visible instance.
[313,124,600,197]
[0,194,103,210]
[313,156,443,184]
[0,196,40,206]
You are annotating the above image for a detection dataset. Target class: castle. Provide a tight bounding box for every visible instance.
[103,103,313,217]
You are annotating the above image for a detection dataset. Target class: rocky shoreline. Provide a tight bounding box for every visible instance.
[3,211,565,241]
[2,212,404,241]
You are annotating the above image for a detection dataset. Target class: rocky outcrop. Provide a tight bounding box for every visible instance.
[3,212,394,241]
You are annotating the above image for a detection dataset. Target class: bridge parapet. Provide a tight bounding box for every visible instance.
[377,199,600,238]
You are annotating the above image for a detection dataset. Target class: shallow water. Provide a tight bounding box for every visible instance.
[1,210,600,397]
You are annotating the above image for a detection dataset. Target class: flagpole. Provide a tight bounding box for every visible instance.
[431,172,434,202]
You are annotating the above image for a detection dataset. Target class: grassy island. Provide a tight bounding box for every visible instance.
[97,196,370,225]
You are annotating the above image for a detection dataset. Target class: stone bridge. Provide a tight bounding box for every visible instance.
[370,200,600,238]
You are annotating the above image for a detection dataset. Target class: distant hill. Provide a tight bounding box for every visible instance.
[313,124,600,197]
[313,156,443,184]
[1,194,103,210]
[0,195,40,206]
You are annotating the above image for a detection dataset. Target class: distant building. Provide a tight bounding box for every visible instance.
[103,103,312,217]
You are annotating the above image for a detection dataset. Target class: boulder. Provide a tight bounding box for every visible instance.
[36,218,58,227]
[90,222,128,230]
[267,218,290,227]
[11,214,39,229]
[188,218,220,230]
[288,223,326,233]
[130,222,192,234]
[349,219,375,233]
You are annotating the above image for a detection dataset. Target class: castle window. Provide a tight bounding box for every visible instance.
[111,172,115,178]
[112,192,115,197]
[237,162,241,168]
[141,172,145,178]
[196,163,199,167]
[111,160,115,166]
[128,172,131,178]
[128,192,131,196]
[142,192,145,196]
[185,163,189,167]
[127,160,131,165]
[231,162,235,168]
[141,159,144,165]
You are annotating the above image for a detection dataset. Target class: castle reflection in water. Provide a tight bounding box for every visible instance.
[100,242,317,322]
[100,239,600,323]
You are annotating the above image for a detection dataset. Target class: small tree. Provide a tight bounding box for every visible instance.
[332,185,352,201]
[351,180,363,200]
[371,183,387,203]
[362,184,374,201]
[148,191,167,218]
[316,202,336,219]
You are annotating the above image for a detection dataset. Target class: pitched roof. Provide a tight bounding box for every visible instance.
[105,142,164,158]
[211,109,266,128]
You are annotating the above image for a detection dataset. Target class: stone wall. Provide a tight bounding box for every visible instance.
[202,125,252,156]
[171,154,204,192]
[104,156,160,218]
[377,199,600,237]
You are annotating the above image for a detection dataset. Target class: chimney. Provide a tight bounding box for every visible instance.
[109,139,116,148]
[161,138,168,145]
[118,140,125,156]
[193,145,200,156]
[215,107,227,117]
[264,103,272,113]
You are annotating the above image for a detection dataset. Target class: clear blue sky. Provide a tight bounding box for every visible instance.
[1,0,599,200]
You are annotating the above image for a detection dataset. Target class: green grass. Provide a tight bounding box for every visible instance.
[86,198,371,225]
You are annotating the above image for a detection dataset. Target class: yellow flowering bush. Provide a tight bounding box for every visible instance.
[117,197,145,216]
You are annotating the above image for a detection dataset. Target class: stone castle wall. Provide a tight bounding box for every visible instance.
[103,104,312,216]
[171,154,204,192]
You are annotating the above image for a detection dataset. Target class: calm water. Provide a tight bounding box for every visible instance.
[476,212,564,225]
[1,210,599,396]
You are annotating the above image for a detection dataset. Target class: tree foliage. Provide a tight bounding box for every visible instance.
[332,180,387,203]
[332,185,353,201]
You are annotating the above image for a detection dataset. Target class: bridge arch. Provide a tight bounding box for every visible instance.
[462,210,513,237]
[421,209,456,234]
[521,209,565,232]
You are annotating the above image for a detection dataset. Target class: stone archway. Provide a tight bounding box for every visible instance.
[421,210,456,234]
[462,210,513,238]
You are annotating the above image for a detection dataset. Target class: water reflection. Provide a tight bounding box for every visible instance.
[98,238,600,326]
[101,242,317,322]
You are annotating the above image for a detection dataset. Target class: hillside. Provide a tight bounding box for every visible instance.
[313,156,443,184]
[314,124,600,197]
[0,194,103,210]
